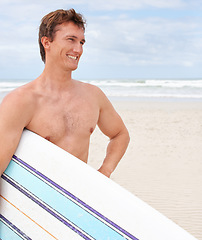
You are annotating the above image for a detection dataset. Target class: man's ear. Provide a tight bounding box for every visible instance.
[41,36,51,49]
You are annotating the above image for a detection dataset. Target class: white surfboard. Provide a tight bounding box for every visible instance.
[0,129,198,240]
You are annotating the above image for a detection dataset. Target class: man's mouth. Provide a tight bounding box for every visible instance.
[67,54,78,60]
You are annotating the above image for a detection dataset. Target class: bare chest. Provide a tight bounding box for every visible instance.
[27,98,99,144]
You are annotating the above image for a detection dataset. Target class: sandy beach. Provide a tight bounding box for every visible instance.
[88,100,202,240]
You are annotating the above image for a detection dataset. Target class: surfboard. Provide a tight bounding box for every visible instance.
[0,129,197,240]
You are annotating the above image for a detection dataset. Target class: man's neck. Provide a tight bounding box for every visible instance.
[40,63,74,91]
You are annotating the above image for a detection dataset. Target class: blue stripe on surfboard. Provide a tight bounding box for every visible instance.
[12,155,137,240]
[13,155,137,240]
[3,158,136,240]
[1,174,92,240]
[4,155,138,240]
[3,169,118,240]
[0,214,31,240]
[13,154,128,237]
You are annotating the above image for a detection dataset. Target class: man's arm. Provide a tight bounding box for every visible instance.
[97,90,130,178]
[0,91,32,175]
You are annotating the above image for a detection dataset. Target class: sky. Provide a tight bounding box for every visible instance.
[0,0,202,80]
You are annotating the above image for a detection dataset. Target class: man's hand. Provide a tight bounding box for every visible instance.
[98,165,112,178]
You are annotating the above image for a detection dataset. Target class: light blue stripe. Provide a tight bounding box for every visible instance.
[5,160,126,240]
[0,220,23,240]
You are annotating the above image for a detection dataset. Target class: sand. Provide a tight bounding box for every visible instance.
[88,100,202,240]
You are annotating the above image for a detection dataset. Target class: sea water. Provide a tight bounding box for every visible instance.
[0,78,202,101]
[86,78,202,101]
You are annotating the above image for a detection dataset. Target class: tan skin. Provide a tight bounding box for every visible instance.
[0,22,130,178]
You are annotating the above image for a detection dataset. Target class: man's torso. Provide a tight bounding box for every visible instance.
[24,79,100,162]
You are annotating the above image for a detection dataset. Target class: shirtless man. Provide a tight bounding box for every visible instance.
[0,9,130,178]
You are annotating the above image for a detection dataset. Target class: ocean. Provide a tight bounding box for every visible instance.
[0,78,202,101]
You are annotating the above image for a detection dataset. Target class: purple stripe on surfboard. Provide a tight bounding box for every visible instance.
[0,214,32,240]
[1,174,92,240]
[12,154,138,240]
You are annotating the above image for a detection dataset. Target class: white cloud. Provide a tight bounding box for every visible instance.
[86,0,185,10]
[84,15,202,68]
[0,0,200,15]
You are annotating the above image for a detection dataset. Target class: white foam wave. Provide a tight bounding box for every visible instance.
[1,79,202,99]
[87,79,202,88]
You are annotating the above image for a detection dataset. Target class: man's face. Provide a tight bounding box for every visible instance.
[47,21,85,72]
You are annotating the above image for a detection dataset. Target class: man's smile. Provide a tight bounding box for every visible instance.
[66,54,78,60]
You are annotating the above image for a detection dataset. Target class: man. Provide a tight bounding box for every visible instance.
[0,9,129,178]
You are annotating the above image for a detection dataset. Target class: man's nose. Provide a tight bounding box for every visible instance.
[73,42,83,54]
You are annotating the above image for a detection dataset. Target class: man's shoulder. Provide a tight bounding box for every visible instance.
[75,80,106,96]
[0,81,38,126]
[76,80,112,110]
[1,81,37,109]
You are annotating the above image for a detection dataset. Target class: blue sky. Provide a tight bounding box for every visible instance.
[0,0,202,80]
